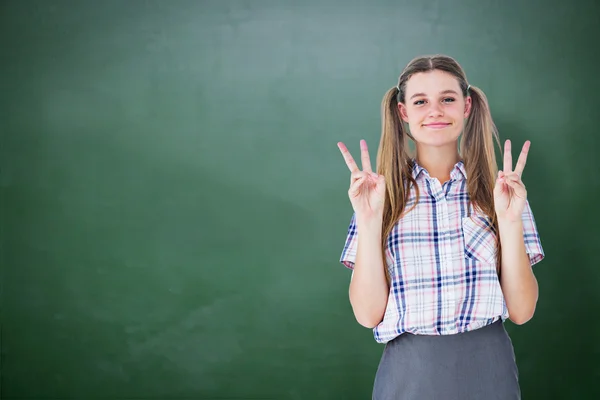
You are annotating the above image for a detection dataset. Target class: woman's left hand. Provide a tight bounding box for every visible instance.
[494,140,530,223]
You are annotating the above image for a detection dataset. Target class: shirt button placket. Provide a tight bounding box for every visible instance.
[431,180,448,332]
[439,181,454,333]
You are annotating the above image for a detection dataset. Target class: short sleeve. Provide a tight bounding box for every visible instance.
[339,213,395,271]
[521,200,545,266]
[340,213,358,270]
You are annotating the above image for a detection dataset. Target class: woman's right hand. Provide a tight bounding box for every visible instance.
[337,139,386,220]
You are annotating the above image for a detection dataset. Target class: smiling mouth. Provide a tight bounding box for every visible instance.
[423,123,451,129]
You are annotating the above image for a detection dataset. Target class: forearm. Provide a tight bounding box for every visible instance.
[349,216,390,328]
[498,219,538,324]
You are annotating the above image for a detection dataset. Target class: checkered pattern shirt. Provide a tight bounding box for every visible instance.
[340,160,545,343]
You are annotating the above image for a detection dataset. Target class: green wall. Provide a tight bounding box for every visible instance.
[2,0,599,398]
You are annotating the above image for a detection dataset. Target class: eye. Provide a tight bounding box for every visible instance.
[413,100,426,106]
[442,97,455,103]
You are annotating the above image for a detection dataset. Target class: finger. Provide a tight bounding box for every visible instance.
[337,142,360,173]
[494,184,504,198]
[348,176,367,196]
[503,139,512,173]
[494,176,506,196]
[360,139,373,173]
[503,178,527,197]
[502,174,524,186]
[501,172,521,180]
[502,174,526,188]
[351,170,367,183]
[513,140,530,177]
[500,172,525,187]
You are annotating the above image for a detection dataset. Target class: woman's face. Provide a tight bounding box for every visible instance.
[398,70,471,149]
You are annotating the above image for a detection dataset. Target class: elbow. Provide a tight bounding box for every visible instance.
[347,272,388,329]
[350,301,385,328]
[355,313,383,329]
[509,314,532,325]
[506,276,539,326]
[349,294,386,328]
[355,315,381,329]
[508,306,536,325]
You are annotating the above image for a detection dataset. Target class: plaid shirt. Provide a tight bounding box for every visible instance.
[340,160,545,343]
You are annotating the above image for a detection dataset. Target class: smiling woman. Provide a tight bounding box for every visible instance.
[336,54,545,399]
[399,71,471,164]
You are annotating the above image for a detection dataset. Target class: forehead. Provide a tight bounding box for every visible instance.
[404,70,461,97]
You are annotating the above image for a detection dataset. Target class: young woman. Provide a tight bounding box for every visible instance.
[336,54,545,399]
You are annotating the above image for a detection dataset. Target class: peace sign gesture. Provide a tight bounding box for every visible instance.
[337,140,387,220]
[494,140,530,223]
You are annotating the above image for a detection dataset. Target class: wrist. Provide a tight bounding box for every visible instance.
[356,213,384,232]
[497,217,522,227]
[497,218,523,236]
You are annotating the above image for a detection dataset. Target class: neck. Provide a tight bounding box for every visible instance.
[414,144,460,183]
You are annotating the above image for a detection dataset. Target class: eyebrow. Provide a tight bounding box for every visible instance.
[410,89,459,100]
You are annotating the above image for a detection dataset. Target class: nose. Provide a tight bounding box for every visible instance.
[428,102,443,118]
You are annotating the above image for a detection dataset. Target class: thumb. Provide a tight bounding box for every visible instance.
[372,173,384,182]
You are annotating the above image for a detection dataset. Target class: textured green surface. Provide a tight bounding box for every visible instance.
[1,0,599,398]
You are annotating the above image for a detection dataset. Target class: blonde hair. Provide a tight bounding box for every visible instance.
[376,54,502,282]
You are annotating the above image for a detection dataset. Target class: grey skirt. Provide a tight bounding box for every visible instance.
[372,320,520,400]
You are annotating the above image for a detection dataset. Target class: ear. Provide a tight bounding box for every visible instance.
[464,96,472,118]
[398,103,409,122]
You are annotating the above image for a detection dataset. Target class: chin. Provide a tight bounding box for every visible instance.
[412,129,461,147]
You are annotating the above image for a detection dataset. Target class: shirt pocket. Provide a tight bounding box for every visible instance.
[461,215,498,266]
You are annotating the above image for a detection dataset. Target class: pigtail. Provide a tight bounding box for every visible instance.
[376,86,418,284]
[460,85,502,273]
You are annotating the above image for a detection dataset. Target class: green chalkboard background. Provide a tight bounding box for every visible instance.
[1,0,599,398]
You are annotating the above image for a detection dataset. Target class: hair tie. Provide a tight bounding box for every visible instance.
[467,84,471,91]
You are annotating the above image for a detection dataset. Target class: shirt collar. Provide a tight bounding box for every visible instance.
[411,159,467,181]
